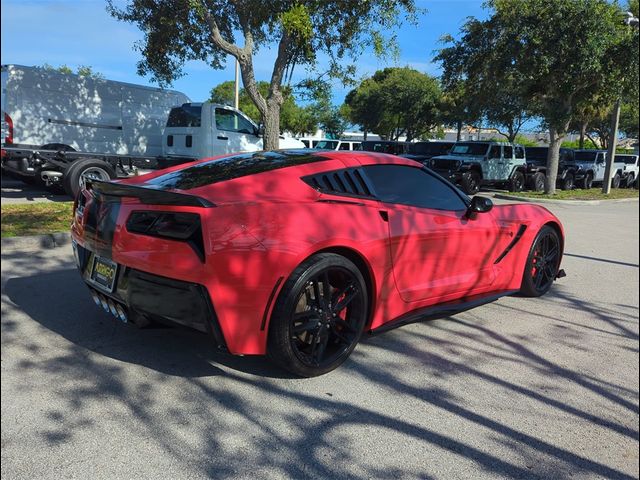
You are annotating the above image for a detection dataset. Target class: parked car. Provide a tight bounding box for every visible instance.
[524,147,577,191]
[313,139,362,151]
[429,141,528,194]
[400,141,455,165]
[361,140,409,155]
[71,149,565,377]
[570,150,626,189]
[614,154,639,188]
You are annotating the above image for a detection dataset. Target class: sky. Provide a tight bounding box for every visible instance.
[0,0,489,105]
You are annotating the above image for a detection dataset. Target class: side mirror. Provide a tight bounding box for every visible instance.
[465,196,493,219]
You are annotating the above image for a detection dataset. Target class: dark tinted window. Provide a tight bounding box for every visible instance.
[526,147,549,160]
[144,150,325,191]
[574,151,598,162]
[450,142,490,156]
[615,155,639,164]
[503,146,513,158]
[314,140,339,150]
[515,146,525,159]
[166,104,202,127]
[363,164,467,211]
[215,108,256,134]
[406,142,454,156]
[489,145,501,158]
[361,141,407,154]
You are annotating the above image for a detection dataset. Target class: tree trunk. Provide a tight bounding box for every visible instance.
[364,131,368,141]
[579,122,586,149]
[545,128,566,195]
[456,120,462,141]
[263,98,281,151]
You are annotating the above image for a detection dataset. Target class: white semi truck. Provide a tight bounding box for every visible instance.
[1,65,304,197]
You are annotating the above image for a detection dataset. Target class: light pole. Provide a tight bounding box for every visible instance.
[602,11,639,194]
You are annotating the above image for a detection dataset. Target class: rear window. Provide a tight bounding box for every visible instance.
[166,104,202,127]
[143,150,326,190]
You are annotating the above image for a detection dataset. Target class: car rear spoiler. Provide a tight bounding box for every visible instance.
[86,180,215,208]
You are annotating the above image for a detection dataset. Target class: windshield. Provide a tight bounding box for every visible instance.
[449,143,490,156]
[574,151,599,162]
[314,140,338,150]
[406,142,453,156]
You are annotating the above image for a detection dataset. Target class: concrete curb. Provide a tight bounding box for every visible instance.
[494,193,640,206]
[1,232,71,253]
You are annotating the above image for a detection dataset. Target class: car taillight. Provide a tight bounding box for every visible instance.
[126,211,205,261]
[4,113,13,145]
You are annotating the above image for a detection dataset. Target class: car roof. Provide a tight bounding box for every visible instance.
[137,149,420,192]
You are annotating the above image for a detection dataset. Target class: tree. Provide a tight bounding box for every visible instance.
[437,0,638,194]
[41,63,105,79]
[108,1,417,150]
[210,80,316,135]
[435,24,530,143]
[345,67,442,141]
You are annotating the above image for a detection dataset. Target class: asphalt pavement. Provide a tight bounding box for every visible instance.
[1,199,638,479]
[1,175,70,205]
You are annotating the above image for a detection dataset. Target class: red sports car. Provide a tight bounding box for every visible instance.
[71,150,565,376]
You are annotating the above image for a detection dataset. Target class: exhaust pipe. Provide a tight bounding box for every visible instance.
[40,170,63,186]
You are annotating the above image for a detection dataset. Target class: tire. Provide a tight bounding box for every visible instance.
[520,226,561,297]
[268,253,368,377]
[579,173,593,190]
[611,173,621,189]
[528,172,546,192]
[460,170,481,195]
[625,174,635,189]
[62,159,116,198]
[508,171,525,192]
[560,173,574,191]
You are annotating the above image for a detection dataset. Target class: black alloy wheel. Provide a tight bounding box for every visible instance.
[268,253,368,377]
[529,172,546,192]
[612,173,621,189]
[461,171,481,195]
[581,173,593,190]
[520,226,561,297]
[509,171,526,192]
[560,173,574,191]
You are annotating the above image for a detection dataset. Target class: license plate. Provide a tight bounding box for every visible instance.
[89,255,118,292]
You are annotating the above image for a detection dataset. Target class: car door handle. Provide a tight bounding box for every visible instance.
[217,135,228,140]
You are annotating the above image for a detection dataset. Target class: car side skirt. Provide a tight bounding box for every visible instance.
[369,289,518,335]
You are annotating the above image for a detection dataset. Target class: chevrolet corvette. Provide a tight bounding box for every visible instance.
[71,149,565,376]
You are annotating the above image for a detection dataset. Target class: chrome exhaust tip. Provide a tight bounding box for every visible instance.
[90,290,101,306]
[108,299,118,317]
[115,304,128,323]
[99,295,110,312]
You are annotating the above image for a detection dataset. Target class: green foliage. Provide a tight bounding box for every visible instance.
[345,67,442,141]
[209,80,317,135]
[619,101,639,138]
[513,135,539,147]
[561,139,599,149]
[41,64,105,79]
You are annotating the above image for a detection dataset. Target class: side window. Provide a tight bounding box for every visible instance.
[363,165,468,211]
[215,108,256,134]
[489,145,501,158]
[503,146,513,159]
[352,143,362,151]
[338,142,350,150]
[515,146,525,159]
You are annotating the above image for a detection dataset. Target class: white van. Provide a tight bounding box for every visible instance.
[162,102,304,161]
[1,64,190,156]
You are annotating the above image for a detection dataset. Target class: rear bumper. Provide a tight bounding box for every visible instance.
[74,241,227,350]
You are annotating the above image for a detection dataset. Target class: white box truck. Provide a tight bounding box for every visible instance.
[1,64,190,196]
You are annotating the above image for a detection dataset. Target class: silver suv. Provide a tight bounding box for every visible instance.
[429,141,527,195]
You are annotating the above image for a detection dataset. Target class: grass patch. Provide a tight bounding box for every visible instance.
[504,188,639,201]
[1,202,74,238]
